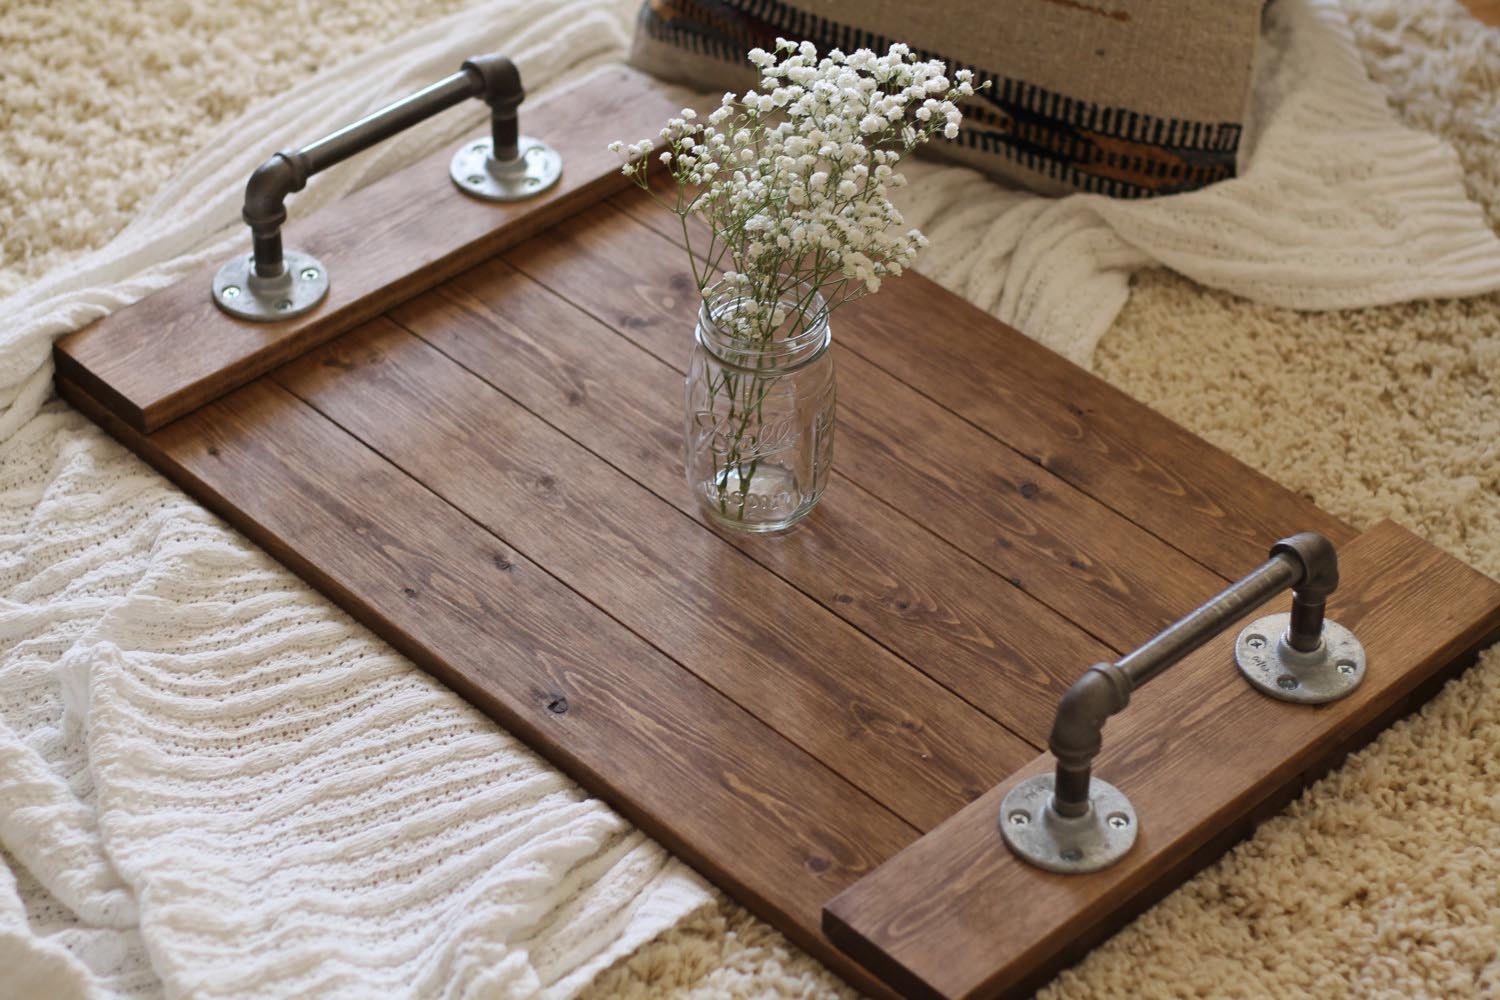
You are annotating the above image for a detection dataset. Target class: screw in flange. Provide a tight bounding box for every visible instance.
[1060,848,1084,863]
[1007,810,1030,827]
[1277,674,1299,690]
[1107,812,1130,830]
[222,286,241,299]
[1247,634,1267,650]
[1337,660,1356,675]
[300,268,320,281]
[275,299,293,312]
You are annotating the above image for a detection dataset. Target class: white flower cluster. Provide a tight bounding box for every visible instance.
[611,39,979,340]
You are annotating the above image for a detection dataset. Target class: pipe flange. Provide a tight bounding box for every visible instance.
[450,135,561,202]
[1235,612,1366,705]
[999,774,1138,874]
[212,250,329,322]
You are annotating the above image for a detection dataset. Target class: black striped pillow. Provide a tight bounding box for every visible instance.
[628,0,1264,198]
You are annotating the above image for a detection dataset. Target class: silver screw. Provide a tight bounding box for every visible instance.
[467,174,484,185]
[1107,813,1130,829]
[1060,848,1084,863]
[472,142,488,154]
[1007,811,1030,827]
[222,286,241,299]
[1246,634,1267,650]
[300,268,320,281]
[275,299,293,312]
[526,176,539,187]
[1277,674,1299,690]
[1337,661,1356,675]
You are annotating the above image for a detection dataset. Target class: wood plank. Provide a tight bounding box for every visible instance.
[275,317,1030,829]
[501,204,1230,649]
[612,188,1358,579]
[57,374,911,1000]
[53,65,685,433]
[823,521,1500,1000]
[389,260,1111,747]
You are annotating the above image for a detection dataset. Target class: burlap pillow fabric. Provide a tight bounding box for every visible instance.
[629,0,1264,197]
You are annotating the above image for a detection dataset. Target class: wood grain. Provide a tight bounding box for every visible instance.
[613,188,1357,580]
[57,373,911,1000]
[388,259,1110,747]
[501,204,1231,651]
[274,316,1030,829]
[53,65,685,433]
[824,521,1500,1000]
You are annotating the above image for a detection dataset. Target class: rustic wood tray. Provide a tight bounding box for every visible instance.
[54,66,1500,999]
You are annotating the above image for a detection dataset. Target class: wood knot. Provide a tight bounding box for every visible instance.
[546,695,569,715]
[1019,482,1040,499]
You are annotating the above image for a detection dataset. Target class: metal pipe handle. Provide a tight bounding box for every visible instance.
[212,53,562,322]
[1000,532,1366,874]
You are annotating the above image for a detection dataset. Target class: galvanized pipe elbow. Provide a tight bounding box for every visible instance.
[1272,532,1339,652]
[1272,532,1338,601]
[462,53,523,111]
[243,154,307,229]
[1047,663,1132,766]
[241,152,308,278]
[462,54,524,161]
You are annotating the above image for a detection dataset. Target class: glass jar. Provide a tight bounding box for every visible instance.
[684,280,836,532]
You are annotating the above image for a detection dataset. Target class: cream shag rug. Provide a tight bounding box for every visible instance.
[4,1,1500,998]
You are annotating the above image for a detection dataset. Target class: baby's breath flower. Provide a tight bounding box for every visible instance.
[610,40,984,340]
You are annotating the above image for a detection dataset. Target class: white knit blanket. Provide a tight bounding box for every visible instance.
[2,0,1497,997]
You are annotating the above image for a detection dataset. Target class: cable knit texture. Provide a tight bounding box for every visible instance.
[2,0,1499,997]
[0,403,709,999]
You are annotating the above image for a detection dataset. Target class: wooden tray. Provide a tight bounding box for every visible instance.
[54,66,1500,999]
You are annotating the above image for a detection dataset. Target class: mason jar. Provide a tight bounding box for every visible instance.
[684,279,837,532]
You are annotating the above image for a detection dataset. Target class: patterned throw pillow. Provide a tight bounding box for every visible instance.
[629,0,1264,198]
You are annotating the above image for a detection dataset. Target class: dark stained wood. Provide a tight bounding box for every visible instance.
[500,204,1230,649]
[824,521,1500,1000]
[53,65,688,433]
[613,187,1357,580]
[388,260,1110,746]
[56,374,910,1000]
[274,317,1030,829]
